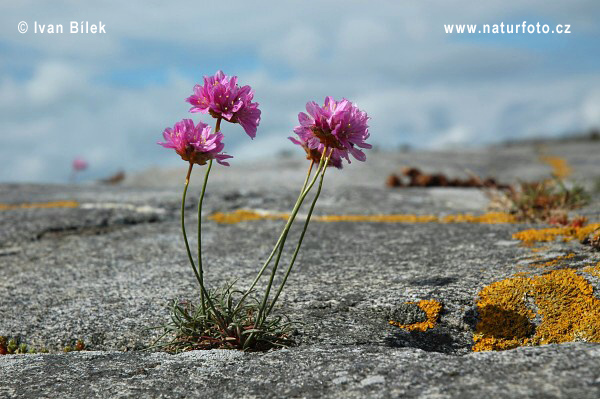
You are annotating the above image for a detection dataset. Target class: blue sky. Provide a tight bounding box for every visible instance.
[1,0,599,182]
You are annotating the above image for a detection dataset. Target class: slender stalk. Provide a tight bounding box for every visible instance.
[189,116,223,325]
[182,163,224,329]
[197,159,213,316]
[254,160,316,281]
[265,156,330,318]
[233,159,317,313]
[181,162,204,288]
[254,153,327,326]
[302,161,315,195]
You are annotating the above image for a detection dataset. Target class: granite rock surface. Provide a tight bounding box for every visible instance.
[1,141,600,398]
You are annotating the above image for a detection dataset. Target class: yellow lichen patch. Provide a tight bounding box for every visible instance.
[512,226,571,243]
[576,224,600,241]
[0,201,79,211]
[389,299,442,332]
[530,253,576,268]
[316,214,438,223]
[441,212,517,224]
[209,209,288,224]
[473,269,600,351]
[472,276,535,351]
[539,155,572,179]
[512,223,600,244]
[531,270,600,345]
[583,262,600,278]
[210,209,517,225]
[513,272,532,277]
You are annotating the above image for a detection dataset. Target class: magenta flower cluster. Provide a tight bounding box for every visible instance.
[186,70,261,139]
[158,71,261,167]
[159,71,371,170]
[158,119,233,166]
[289,96,370,168]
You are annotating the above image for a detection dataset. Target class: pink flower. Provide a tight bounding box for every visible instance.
[289,97,371,168]
[186,70,261,139]
[158,119,233,166]
[72,157,88,172]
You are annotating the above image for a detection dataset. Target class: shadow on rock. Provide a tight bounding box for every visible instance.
[407,277,458,287]
[462,306,479,331]
[385,327,470,354]
[474,304,535,339]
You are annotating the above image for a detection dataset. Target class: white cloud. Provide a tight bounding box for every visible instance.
[336,18,390,54]
[261,26,322,68]
[25,61,89,104]
[431,125,474,148]
[0,0,599,182]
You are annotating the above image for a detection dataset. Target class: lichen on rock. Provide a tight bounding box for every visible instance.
[389,300,442,332]
[473,269,600,351]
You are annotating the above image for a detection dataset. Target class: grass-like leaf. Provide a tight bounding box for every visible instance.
[151,283,295,352]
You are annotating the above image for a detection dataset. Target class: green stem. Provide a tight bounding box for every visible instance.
[182,162,224,329]
[181,163,203,288]
[193,117,226,327]
[254,155,326,326]
[265,157,329,318]
[197,159,213,316]
[233,159,317,313]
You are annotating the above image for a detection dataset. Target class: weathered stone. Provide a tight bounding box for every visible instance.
[390,303,428,324]
[1,141,600,398]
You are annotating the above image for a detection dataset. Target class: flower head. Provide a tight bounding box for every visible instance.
[158,119,233,166]
[289,97,370,168]
[72,157,88,172]
[186,71,261,139]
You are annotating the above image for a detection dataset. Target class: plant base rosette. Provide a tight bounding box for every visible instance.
[156,285,294,352]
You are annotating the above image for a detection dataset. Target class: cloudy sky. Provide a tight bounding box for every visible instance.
[1,1,599,182]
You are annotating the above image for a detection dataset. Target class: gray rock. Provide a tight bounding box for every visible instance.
[1,344,599,398]
[390,303,427,324]
[1,141,600,398]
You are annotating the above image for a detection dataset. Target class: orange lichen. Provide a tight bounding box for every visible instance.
[316,214,438,223]
[583,262,600,278]
[389,299,442,332]
[209,209,288,224]
[539,155,572,179]
[473,275,535,351]
[473,269,600,351]
[512,227,569,243]
[0,201,79,211]
[530,253,576,268]
[512,223,600,244]
[209,209,517,225]
[441,212,517,224]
